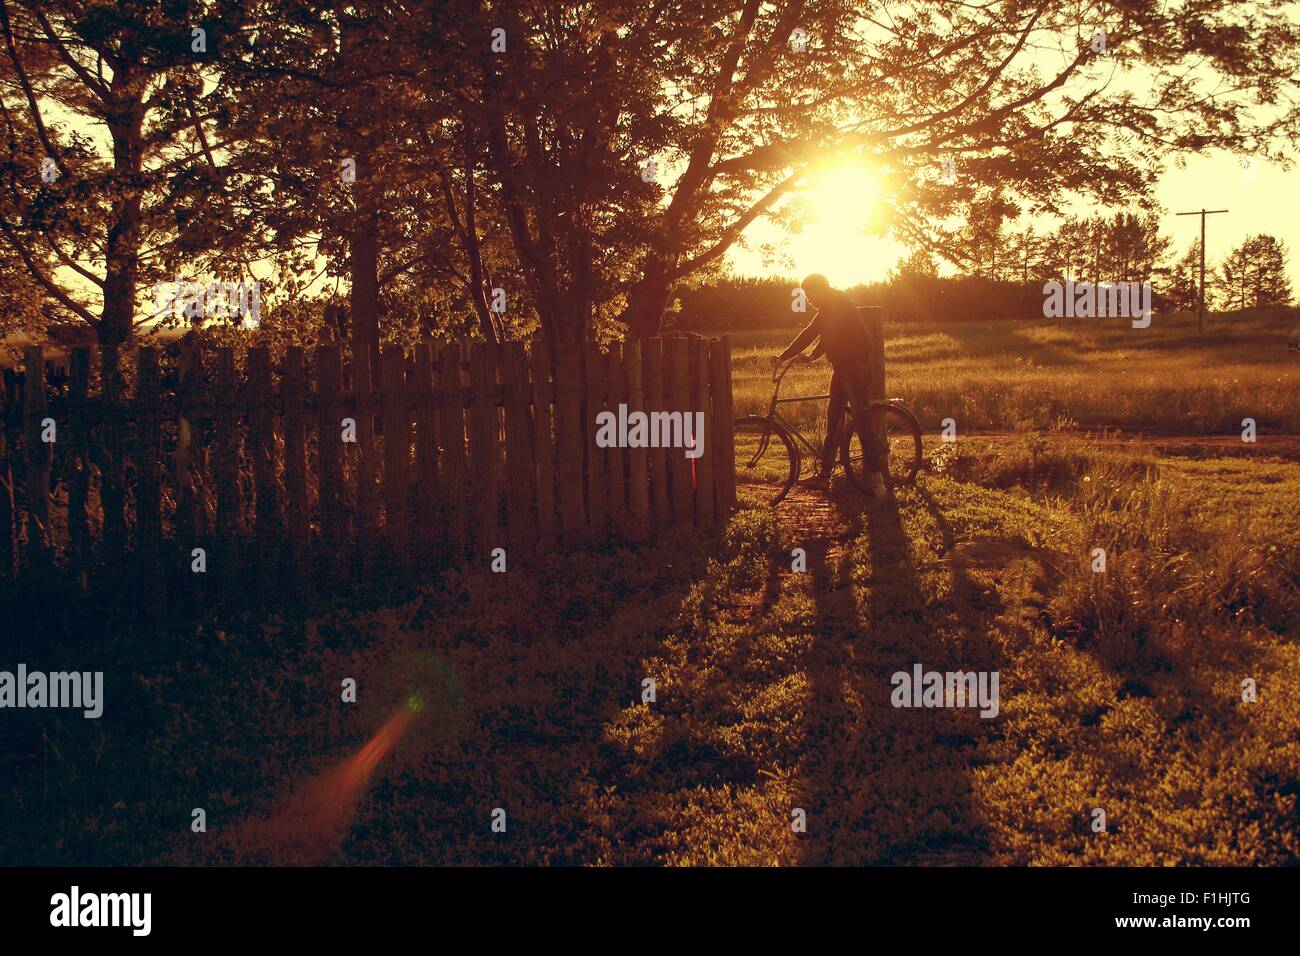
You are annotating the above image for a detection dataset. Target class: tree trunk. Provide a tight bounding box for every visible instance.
[100,98,145,380]
[350,157,380,356]
[625,260,673,339]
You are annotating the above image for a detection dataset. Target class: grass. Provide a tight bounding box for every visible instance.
[2,313,1296,865]
[730,307,1299,435]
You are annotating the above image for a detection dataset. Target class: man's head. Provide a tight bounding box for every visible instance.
[800,273,833,307]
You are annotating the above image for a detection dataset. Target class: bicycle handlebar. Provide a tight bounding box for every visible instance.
[771,356,797,383]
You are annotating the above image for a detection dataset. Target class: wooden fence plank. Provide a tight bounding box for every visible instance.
[467,344,500,558]
[247,347,279,597]
[136,347,164,611]
[351,345,380,562]
[22,347,51,570]
[0,417,12,581]
[623,340,649,542]
[692,339,715,528]
[530,339,557,549]
[314,346,347,582]
[554,343,585,537]
[665,338,693,526]
[99,346,127,570]
[68,347,91,586]
[437,346,468,562]
[710,337,736,513]
[213,348,241,589]
[501,341,536,552]
[174,343,201,576]
[584,342,608,540]
[643,338,670,532]
[413,343,439,552]
[605,345,627,535]
[381,346,412,567]
[283,347,310,590]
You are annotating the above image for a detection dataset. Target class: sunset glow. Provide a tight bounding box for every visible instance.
[784,160,903,286]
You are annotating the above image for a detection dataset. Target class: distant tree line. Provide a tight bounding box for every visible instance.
[672,216,1293,329]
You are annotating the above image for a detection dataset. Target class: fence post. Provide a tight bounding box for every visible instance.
[0,405,12,582]
[501,342,537,553]
[351,345,380,570]
[859,307,888,468]
[381,346,412,568]
[314,345,347,583]
[175,341,205,607]
[99,346,127,571]
[584,342,609,541]
[413,342,439,554]
[467,344,500,559]
[605,345,627,535]
[22,347,51,571]
[624,340,649,542]
[68,348,91,587]
[530,339,557,550]
[214,348,241,591]
[247,347,280,599]
[283,347,311,591]
[437,346,468,563]
[136,347,164,614]
[692,339,715,527]
[711,336,737,511]
[644,338,670,532]
[665,338,693,526]
[554,343,586,539]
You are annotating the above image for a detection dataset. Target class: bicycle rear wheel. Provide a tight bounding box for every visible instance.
[733,415,800,505]
[840,402,923,491]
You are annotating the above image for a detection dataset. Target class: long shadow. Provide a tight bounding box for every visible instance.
[917,485,1281,861]
[793,485,1005,864]
[941,321,1085,368]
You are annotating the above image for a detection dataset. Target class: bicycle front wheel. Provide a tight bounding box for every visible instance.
[733,415,800,505]
[840,402,923,491]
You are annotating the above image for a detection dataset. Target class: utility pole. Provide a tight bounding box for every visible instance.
[1176,208,1228,333]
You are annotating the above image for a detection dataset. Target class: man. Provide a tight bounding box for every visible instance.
[775,274,887,496]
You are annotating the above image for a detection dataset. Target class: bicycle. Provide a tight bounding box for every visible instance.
[734,356,923,505]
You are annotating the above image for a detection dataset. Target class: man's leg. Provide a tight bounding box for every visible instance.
[840,363,885,485]
[817,369,847,477]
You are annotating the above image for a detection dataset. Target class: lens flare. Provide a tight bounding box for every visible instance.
[235,706,416,863]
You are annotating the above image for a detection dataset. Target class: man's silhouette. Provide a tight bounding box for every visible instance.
[776,273,887,496]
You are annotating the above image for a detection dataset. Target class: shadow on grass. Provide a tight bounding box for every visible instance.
[791,485,1005,864]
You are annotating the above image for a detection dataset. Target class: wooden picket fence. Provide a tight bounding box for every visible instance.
[0,335,736,614]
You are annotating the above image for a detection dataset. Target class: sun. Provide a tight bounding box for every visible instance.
[787,160,901,286]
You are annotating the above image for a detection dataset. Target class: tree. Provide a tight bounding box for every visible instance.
[1166,240,1206,312]
[1103,213,1169,285]
[1219,234,1292,310]
[0,0,247,377]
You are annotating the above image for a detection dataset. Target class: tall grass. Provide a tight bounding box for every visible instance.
[728,308,1300,433]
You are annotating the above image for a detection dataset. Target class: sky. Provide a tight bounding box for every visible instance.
[727,149,1300,292]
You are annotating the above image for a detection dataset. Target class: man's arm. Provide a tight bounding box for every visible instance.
[777,312,821,362]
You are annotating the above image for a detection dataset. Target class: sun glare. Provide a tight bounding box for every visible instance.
[789,161,900,287]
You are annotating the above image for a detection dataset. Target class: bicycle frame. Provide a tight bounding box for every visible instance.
[761,358,852,472]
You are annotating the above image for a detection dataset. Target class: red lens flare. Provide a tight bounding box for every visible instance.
[234,706,415,864]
